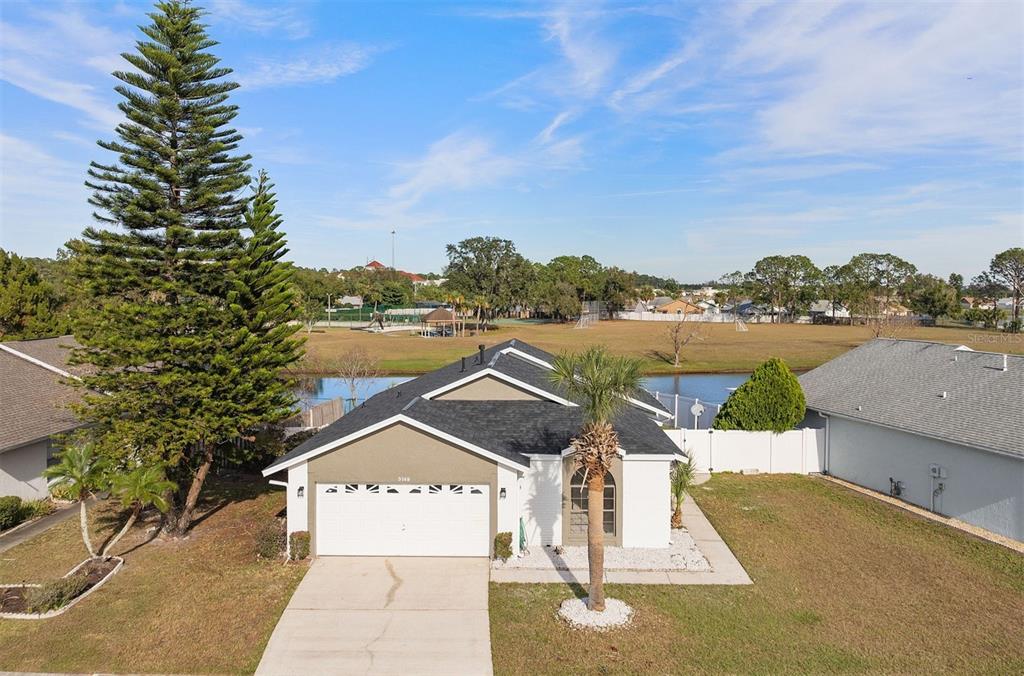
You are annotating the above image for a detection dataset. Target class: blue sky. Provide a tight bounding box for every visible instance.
[1,1,1022,281]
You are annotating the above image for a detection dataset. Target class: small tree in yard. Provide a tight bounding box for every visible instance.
[550,346,643,612]
[101,465,175,558]
[43,443,107,558]
[666,321,707,367]
[335,346,381,410]
[712,358,805,432]
[670,453,696,529]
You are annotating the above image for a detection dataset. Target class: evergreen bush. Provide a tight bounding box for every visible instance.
[25,576,90,613]
[712,357,806,432]
[289,531,311,561]
[0,496,23,531]
[494,531,513,560]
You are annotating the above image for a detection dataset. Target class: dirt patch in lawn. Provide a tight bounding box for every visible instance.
[489,474,1024,675]
[0,477,307,674]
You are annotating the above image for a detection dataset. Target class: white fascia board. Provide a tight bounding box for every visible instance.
[262,413,529,476]
[420,367,577,407]
[621,453,682,461]
[0,343,80,381]
[561,446,626,458]
[268,479,288,487]
[500,347,670,418]
[500,347,554,370]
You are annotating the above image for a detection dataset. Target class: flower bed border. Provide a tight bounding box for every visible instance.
[0,556,123,620]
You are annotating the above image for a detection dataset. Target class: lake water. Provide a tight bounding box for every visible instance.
[294,372,749,409]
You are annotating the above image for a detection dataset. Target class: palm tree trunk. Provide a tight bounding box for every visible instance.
[587,472,606,611]
[671,503,683,529]
[80,499,96,558]
[102,504,140,558]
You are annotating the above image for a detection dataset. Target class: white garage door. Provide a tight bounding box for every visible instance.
[316,483,490,556]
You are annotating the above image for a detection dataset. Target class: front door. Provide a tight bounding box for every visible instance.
[566,468,616,545]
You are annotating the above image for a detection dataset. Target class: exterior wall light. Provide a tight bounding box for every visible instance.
[499,487,507,499]
[297,486,305,498]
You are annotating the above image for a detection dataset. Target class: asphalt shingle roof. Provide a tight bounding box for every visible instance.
[265,338,679,472]
[799,338,1024,458]
[0,336,84,452]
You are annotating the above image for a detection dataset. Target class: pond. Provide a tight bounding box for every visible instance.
[294,372,750,409]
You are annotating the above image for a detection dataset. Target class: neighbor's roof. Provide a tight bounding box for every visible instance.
[265,339,676,473]
[0,336,85,453]
[799,339,1024,458]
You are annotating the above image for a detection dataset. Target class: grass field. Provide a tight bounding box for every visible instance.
[489,474,1024,675]
[0,479,305,675]
[299,321,1024,374]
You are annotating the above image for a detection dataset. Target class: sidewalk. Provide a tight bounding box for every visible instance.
[0,502,81,555]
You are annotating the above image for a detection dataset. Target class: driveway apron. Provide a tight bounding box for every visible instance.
[256,556,492,675]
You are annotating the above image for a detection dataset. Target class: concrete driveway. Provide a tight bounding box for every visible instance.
[255,557,493,675]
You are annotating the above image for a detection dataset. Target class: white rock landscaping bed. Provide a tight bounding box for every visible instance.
[493,528,711,572]
[558,597,633,630]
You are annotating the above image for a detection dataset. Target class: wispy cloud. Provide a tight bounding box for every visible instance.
[206,0,311,40]
[238,43,380,90]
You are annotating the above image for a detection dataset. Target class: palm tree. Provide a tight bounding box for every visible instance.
[43,443,107,558]
[550,346,643,611]
[101,465,176,558]
[670,454,696,529]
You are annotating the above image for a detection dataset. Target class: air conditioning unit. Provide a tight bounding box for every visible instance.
[929,464,947,479]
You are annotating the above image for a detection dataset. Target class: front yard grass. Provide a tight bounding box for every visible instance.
[490,474,1024,675]
[0,478,305,674]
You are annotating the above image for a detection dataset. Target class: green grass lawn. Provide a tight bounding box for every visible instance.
[0,478,306,674]
[489,474,1024,675]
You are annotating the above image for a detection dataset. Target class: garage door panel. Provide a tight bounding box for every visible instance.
[316,483,489,556]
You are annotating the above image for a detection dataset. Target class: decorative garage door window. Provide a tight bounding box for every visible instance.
[569,468,615,538]
[315,483,490,557]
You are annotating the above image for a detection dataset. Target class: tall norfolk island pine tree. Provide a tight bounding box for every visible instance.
[69,1,301,535]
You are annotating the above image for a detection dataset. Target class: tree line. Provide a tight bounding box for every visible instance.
[719,249,1022,329]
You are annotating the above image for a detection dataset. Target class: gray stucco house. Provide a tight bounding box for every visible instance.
[0,336,85,500]
[263,339,681,558]
[800,339,1023,542]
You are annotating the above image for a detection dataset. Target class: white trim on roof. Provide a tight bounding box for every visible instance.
[500,346,671,418]
[262,414,530,476]
[420,367,578,407]
[0,343,80,381]
[808,406,1023,462]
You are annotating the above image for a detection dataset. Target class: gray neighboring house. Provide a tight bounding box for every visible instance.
[800,339,1023,542]
[0,336,85,500]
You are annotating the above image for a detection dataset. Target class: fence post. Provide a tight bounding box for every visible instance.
[674,394,679,428]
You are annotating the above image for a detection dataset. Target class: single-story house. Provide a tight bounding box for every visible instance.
[262,339,680,557]
[648,296,674,310]
[809,300,850,319]
[0,336,85,499]
[655,299,704,315]
[800,339,1023,542]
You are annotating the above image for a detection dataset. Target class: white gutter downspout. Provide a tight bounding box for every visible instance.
[818,411,830,475]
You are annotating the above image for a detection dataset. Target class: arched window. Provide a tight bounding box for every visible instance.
[569,468,615,539]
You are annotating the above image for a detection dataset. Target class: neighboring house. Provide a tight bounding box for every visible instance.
[696,300,719,314]
[648,296,674,310]
[363,259,426,284]
[655,299,704,315]
[0,336,85,499]
[336,295,363,308]
[263,340,679,557]
[809,300,850,319]
[800,339,1024,542]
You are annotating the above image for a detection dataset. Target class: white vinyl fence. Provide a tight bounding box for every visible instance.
[647,390,722,430]
[664,427,825,475]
